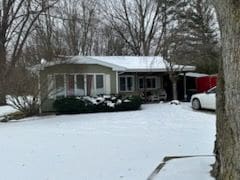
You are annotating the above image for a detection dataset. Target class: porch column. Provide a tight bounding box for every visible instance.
[116,71,119,94]
[143,74,147,102]
[134,72,138,92]
[183,72,187,101]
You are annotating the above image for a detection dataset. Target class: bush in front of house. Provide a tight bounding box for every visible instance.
[53,97,86,114]
[115,96,142,111]
[7,95,39,117]
[53,95,142,114]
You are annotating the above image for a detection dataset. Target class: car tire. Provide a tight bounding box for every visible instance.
[192,98,201,110]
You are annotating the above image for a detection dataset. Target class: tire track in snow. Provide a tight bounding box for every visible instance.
[147,155,214,180]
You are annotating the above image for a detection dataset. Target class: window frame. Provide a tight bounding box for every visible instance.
[54,73,66,98]
[138,76,158,90]
[49,73,106,99]
[119,75,135,92]
[75,74,85,96]
[66,74,75,96]
[96,74,104,89]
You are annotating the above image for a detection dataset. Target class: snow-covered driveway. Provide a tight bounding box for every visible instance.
[0,103,215,180]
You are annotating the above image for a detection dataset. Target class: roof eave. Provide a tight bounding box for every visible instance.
[125,69,167,72]
[124,66,196,73]
[181,66,196,72]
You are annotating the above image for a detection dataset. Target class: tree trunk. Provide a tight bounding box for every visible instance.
[171,78,178,100]
[212,55,226,179]
[0,73,7,105]
[0,94,6,105]
[212,1,240,179]
[0,44,7,105]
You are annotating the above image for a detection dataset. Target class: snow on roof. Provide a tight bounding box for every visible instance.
[90,56,167,72]
[33,56,126,71]
[71,56,126,71]
[38,56,195,72]
[91,56,195,72]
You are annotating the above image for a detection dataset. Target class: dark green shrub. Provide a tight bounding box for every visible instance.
[116,96,142,111]
[53,97,86,114]
[88,102,114,113]
[53,95,142,114]
[130,95,143,106]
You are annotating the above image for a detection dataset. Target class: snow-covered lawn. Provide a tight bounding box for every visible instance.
[0,103,215,180]
[0,105,16,116]
[156,157,215,180]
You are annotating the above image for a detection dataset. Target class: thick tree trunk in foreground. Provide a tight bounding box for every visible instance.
[213,55,226,179]
[0,85,6,105]
[0,46,7,105]
[0,72,7,105]
[212,1,240,179]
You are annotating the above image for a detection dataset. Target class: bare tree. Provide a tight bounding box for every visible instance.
[162,29,188,100]
[0,0,59,105]
[94,24,130,55]
[160,0,191,100]
[25,3,69,65]
[33,9,66,61]
[102,0,180,56]
[6,67,39,116]
[55,0,98,56]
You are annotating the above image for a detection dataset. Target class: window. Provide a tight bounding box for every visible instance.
[146,78,156,89]
[76,75,85,96]
[86,75,94,96]
[96,75,104,89]
[127,77,133,90]
[55,74,65,97]
[96,75,104,95]
[119,76,134,92]
[66,75,75,96]
[120,77,126,91]
[49,73,106,98]
[207,87,216,94]
[138,77,157,89]
[139,78,144,89]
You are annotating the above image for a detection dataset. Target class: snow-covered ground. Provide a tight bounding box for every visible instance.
[0,103,216,180]
[0,105,16,116]
[156,157,215,180]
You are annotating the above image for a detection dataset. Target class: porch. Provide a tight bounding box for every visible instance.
[118,72,168,101]
[118,72,191,102]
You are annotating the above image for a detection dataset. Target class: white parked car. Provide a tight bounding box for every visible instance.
[191,87,216,110]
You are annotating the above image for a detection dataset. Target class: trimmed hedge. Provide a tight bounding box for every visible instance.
[53,96,142,114]
[115,96,142,111]
[53,97,86,114]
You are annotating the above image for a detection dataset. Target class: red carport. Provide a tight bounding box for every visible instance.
[196,75,217,93]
